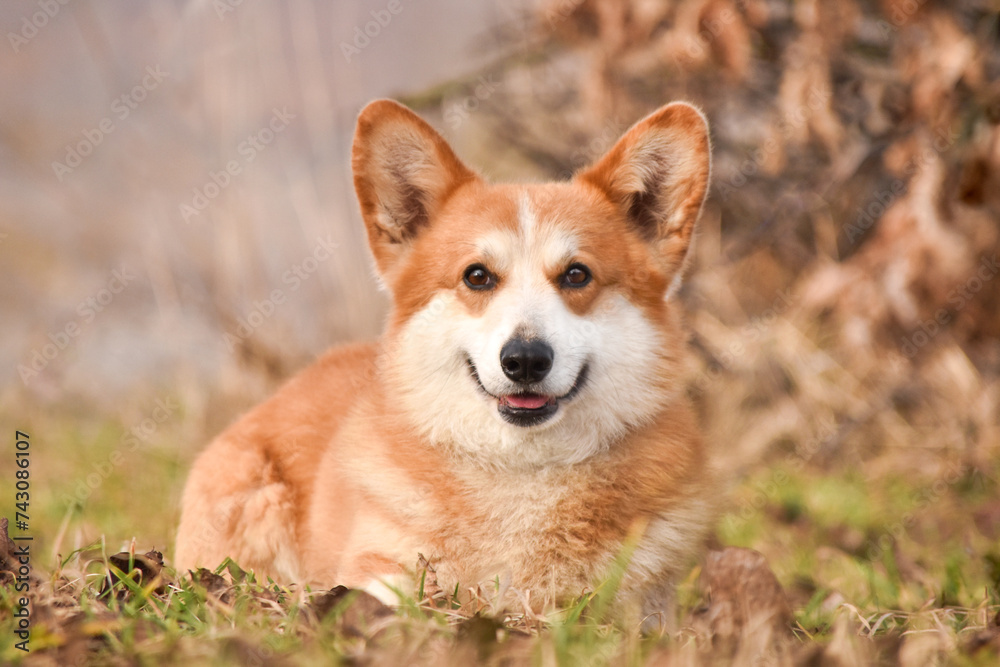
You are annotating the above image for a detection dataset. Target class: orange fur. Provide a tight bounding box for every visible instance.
[175,99,716,615]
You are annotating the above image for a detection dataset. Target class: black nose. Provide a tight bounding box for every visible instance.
[500,338,553,384]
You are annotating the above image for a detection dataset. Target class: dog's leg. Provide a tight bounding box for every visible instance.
[175,436,302,581]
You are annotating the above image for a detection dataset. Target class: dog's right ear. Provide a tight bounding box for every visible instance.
[352,100,478,278]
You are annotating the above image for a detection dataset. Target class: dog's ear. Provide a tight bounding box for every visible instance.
[352,99,477,277]
[577,103,711,295]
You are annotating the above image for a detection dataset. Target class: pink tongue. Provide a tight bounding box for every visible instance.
[505,394,550,409]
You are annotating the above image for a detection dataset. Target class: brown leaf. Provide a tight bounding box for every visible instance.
[308,586,393,638]
[99,549,167,601]
[190,567,234,605]
[690,547,793,663]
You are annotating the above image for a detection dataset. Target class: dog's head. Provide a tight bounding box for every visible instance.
[352,100,710,467]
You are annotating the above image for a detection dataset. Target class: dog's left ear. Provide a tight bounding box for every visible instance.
[577,103,711,294]
[352,99,478,278]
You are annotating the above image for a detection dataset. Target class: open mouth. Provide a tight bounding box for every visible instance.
[466,358,589,427]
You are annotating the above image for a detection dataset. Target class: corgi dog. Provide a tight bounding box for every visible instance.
[175,99,716,620]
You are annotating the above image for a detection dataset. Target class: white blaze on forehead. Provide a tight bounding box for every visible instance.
[518,191,537,243]
[520,192,578,269]
[475,192,578,278]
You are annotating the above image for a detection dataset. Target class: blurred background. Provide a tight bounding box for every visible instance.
[2,0,999,620]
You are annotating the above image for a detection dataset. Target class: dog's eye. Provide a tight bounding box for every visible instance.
[562,263,592,288]
[463,264,496,290]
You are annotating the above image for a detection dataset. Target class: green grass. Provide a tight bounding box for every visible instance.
[719,461,1000,655]
[2,408,998,665]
